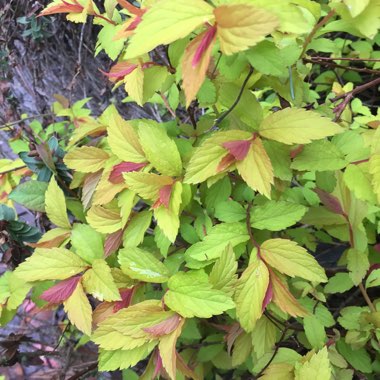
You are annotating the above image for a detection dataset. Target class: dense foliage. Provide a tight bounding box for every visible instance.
[1,0,380,378]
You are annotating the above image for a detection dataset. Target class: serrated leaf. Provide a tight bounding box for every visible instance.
[9,180,48,212]
[123,211,152,247]
[14,248,88,282]
[107,109,146,163]
[294,347,332,380]
[251,316,277,358]
[214,200,246,222]
[251,201,307,231]
[164,270,235,318]
[325,273,354,294]
[86,205,123,234]
[259,108,343,145]
[98,343,157,371]
[40,276,81,304]
[261,239,327,283]
[64,146,109,173]
[82,259,121,301]
[236,137,274,198]
[291,140,347,171]
[118,247,170,283]
[234,259,269,332]
[209,244,238,296]
[304,315,326,349]
[64,282,92,336]
[336,340,372,373]
[346,248,369,285]
[125,0,214,59]
[185,222,249,266]
[71,223,104,263]
[214,3,279,55]
[138,122,182,176]
[184,130,252,184]
[369,153,380,203]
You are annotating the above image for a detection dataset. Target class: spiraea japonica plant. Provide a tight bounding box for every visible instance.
[1,0,380,378]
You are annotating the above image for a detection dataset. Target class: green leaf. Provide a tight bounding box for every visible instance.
[303,315,326,349]
[118,247,170,283]
[366,269,380,288]
[9,180,48,212]
[82,259,121,302]
[14,248,88,282]
[261,239,327,283]
[344,163,377,203]
[185,222,249,267]
[294,347,332,380]
[98,343,157,371]
[336,340,372,373]
[251,316,277,358]
[71,223,104,264]
[45,176,70,229]
[209,244,238,296]
[214,200,246,222]
[250,201,307,231]
[123,211,152,247]
[259,108,343,145]
[246,40,300,77]
[346,248,369,285]
[0,205,16,221]
[324,273,354,294]
[291,140,347,171]
[138,122,182,176]
[164,270,235,318]
[125,0,214,59]
[96,23,125,60]
[234,259,269,332]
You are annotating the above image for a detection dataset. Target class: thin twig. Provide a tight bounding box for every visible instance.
[246,203,260,253]
[311,56,380,62]
[213,66,254,129]
[299,9,336,58]
[0,113,54,130]
[358,283,376,312]
[304,58,380,75]
[0,165,27,175]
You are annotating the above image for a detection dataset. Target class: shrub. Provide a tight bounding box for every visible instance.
[1,0,380,378]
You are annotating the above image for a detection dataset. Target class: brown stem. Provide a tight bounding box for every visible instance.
[246,203,260,254]
[303,58,380,75]
[0,113,54,130]
[331,77,380,102]
[310,56,380,62]
[0,165,27,175]
[299,9,336,58]
[358,283,376,313]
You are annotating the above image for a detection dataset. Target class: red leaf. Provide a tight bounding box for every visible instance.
[217,153,235,172]
[143,314,181,337]
[262,280,273,311]
[222,139,251,161]
[314,188,346,216]
[104,229,124,257]
[153,351,163,379]
[192,25,217,67]
[116,0,145,16]
[100,62,138,82]
[290,144,304,159]
[152,184,173,209]
[40,276,81,304]
[113,288,134,312]
[109,161,146,183]
[39,1,83,16]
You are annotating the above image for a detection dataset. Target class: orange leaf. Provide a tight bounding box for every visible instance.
[39,0,83,16]
[182,26,217,107]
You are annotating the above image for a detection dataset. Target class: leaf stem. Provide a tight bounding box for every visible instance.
[358,283,376,313]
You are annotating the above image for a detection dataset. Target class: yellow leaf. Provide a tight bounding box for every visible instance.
[259,108,344,145]
[159,318,185,380]
[64,146,110,173]
[294,347,332,380]
[182,27,216,107]
[107,108,146,163]
[123,172,174,201]
[28,228,71,249]
[45,176,71,229]
[369,153,380,204]
[138,122,182,176]
[124,65,145,106]
[236,137,273,198]
[86,204,123,233]
[82,259,121,302]
[64,281,92,336]
[14,248,88,282]
[270,269,309,317]
[214,3,279,55]
[184,130,252,184]
[154,182,182,242]
[261,363,295,380]
[125,0,214,59]
[234,259,269,332]
[261,239,327,283]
